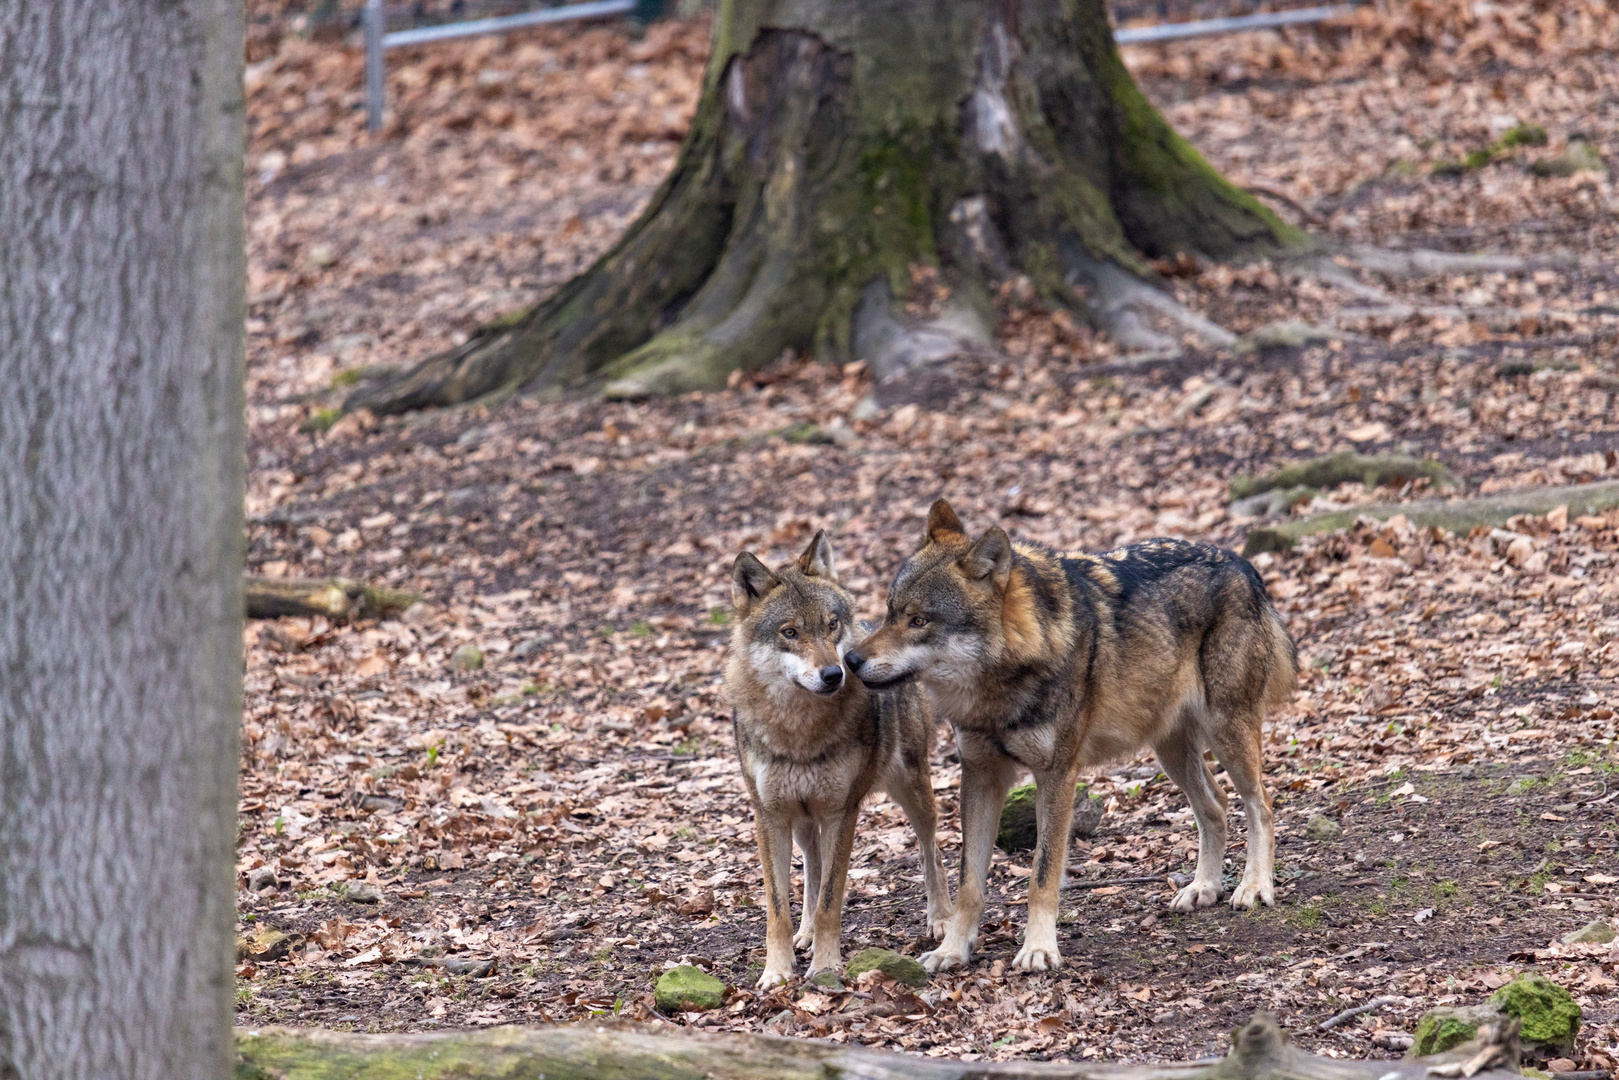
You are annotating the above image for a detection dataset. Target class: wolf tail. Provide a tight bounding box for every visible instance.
[1261,607,1300,710]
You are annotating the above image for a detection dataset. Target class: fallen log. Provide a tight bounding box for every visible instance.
[1230,452,1458,501]
[234,1012,1526,1080]
[1242,479,1619,556]
[244,576,419,621]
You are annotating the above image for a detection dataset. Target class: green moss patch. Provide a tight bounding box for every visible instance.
[997,782,1102,853]
[845,947,928,988]
[654,965,726,1013]
[1489,974,1580,1048]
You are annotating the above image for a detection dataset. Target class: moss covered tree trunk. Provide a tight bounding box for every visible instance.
[349,0,1302,413]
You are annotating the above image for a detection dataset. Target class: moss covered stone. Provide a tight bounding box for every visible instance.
[1489,974,1580,1049]
[845,947,929,988]
[997,782,1102,853]
[1411,1003,1500,1056]
[654,965,726,1014]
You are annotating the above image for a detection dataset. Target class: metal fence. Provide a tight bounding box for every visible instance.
[361,0,1365,133]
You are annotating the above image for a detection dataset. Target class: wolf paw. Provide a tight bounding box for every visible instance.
[1170,880,1221,913]
[920,942,970,972]
[793,927,814,951]
[1012,943,1062,972]
[1229,879,1275,910]
[758,967,792,990]
[926,906,954,941]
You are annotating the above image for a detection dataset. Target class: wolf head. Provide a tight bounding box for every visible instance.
[847,499,1014,694]
[730,530,856,700]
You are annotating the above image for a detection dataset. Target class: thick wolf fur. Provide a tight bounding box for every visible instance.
[726,530,953,989]
[849,500,1298,974]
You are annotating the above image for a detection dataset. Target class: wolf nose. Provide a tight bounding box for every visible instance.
[819,664,844,688]
[845,650,865,673]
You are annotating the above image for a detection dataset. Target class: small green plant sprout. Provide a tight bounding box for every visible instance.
[1490,674,1504,689]
[708,607,729,625]
[597,624,615,639]
[272,815,286,835]
[630,620,652,637]
[329,368,363,389]
[424,743,441,768]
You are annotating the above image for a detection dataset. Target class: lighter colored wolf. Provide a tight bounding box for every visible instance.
[848,501,1297,974]
[726,530,953,988]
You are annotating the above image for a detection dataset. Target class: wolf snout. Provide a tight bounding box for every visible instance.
[818,664,844,690]
[844,650,865,673]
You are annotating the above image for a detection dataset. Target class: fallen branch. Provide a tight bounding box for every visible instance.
[1242,479,1619,556]
[1317,995,1398,1032]
[1231,452,1457,501]
[236,1013,1525,1080]
[244,576,420,621]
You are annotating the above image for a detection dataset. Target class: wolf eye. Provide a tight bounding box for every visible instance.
[828,616,839,631]
[909,615,929,629]
[781,626,797,639]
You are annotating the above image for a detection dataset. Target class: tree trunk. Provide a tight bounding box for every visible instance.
[0,3,245,1078]
[347,0,1303,414]
[235,1013,1525,1080]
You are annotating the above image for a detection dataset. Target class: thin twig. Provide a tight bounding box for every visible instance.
[1318,996,1397,1032]
[1066,876,1175,890]
[1246,185,1327,226]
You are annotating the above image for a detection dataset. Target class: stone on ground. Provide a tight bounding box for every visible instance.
[654,965,726,1013]
[1411,1002,1502,1056]
[997,783,1102,853]
[1561,920,1615,945]
[1306,814,1343,840]
[449,643,484,671]
[1490,974,1581,1049]
[845,947,929,989]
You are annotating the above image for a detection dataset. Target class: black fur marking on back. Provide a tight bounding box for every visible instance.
[1094,539,1229,603]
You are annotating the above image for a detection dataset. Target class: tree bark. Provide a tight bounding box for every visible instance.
[234,1014,1525,1080]
[0,3,245,1078]
[347,0,1304,414]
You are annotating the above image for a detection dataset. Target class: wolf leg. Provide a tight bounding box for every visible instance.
[1212,716,1274,909]
[808,805,861,975]
[793,820,823,950]
[1156,727,1228,912]
[1013,768,1078,971]
[922,744,1016,972]
[755,811,797,988]
[884,761,954,939]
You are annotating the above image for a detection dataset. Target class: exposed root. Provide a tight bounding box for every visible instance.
[851,280,993,382]
[1345,244,1537,277]
[1230,451,1458,500]
[1068,255,1237,358]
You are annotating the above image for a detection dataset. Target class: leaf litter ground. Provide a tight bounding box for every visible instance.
[237,1,1619,1065]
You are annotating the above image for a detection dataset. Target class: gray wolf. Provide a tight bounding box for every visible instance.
[847,500,1297,973]
[726,530,953,988]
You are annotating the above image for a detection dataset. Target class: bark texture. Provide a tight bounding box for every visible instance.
[234,1014,1524,1080]
[0,3,246,1078]
[347,0,1302,413]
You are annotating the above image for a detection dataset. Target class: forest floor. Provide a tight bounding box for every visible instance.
[235,0,1619,1065]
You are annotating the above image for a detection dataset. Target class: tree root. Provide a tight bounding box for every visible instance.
[1068,255,1237,358]
[235,1012,1525,1080]
[244,576,419,621]
[1242,479,1619,556]
[1230,452,1458,501]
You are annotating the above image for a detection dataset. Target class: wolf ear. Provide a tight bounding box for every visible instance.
[960,527,1013,588]
[926,499,965,543]
[732,552,780,615]
[796,529,837,582]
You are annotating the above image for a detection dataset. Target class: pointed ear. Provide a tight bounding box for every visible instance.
[731,552,779,615]
[960,527,1013,588]
[926,499,965,544]
[796,529,836,582]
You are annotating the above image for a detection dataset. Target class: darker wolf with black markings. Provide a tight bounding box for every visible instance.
[847,500,1297,975]
[726,530,953,989]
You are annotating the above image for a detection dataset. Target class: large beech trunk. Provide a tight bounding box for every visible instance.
[235,1014,1524,1080]
[0,2,245,1077]
[348,0,1302,413]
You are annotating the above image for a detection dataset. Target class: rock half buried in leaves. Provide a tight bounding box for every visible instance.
[997,782,1101,853]
[655,965,725,1013]
[1561,919,1615,945]
[449,643,484,671]
[236,927,298,963]
[1490,974,1580,1050]
[845,947,929,988]
[1306,814,1343,841]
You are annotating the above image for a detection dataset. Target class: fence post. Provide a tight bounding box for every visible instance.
[364,0,384,133]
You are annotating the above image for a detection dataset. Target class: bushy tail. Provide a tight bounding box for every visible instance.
[1262,608,1299,710]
